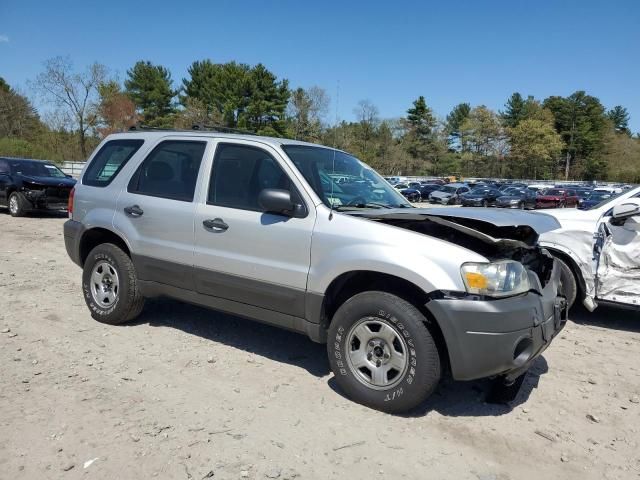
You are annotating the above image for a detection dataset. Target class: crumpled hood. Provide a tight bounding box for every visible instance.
[350,207,561,247]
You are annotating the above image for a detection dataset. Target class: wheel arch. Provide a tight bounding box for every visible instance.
[545,247,586,300]
[318,270,451,371]
[79,227,131,267]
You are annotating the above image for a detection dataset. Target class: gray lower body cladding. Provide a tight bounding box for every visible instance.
[425,260,565,381]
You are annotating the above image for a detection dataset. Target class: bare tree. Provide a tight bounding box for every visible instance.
[287,86,329,141]
[30,56,107,158]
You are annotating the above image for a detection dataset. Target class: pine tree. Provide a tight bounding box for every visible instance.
[125,61,177,127]
[445,102,470,150]
[607,106,631,135]
[501,93,526,127]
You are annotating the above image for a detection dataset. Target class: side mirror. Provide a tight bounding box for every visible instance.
[65,174,73,178]
[258,188,305,218]
[612,202,640,220]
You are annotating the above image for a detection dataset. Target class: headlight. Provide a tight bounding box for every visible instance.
[461,260,530,297]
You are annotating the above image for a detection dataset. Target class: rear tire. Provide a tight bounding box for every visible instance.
[555,256,577,309]
[8,192,28,217]
[82,243,145,324]
[327,291,441,413]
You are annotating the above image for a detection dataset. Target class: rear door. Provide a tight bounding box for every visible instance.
[193,139,315,318]
[113,138,210,290]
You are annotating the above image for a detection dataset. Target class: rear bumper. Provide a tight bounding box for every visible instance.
[426,260,566,381]
[63,219,84,267]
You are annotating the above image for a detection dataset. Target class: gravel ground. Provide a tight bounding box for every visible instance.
[1,211,639,480]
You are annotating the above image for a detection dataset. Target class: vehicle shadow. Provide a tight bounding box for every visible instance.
[0,207,68,219]
[135,298,330,378]
[328,356,548,418]
[570,303,640,333]
[136,297,547,417]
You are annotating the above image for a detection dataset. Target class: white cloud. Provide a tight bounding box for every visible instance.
[0,35,8,43]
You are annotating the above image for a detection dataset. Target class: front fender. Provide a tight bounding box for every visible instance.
[540,232,596,309]
[308,243,467,295]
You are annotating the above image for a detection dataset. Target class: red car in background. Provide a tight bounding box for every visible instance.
[535,188,580,208]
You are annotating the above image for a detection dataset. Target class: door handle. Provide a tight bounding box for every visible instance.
[124,205,144,217]
[203,218,229,231]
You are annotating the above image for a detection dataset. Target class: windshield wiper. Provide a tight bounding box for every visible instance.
[334,202,393,210]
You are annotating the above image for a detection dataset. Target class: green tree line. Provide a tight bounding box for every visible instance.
[1,56,639,182]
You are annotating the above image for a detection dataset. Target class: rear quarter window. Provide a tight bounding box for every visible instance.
[83,139,144,187]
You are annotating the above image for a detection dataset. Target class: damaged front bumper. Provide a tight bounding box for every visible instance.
[425,259,566,381]
[21,186,70,210]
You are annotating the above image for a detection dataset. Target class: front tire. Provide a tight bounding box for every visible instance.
[327,291,441,413]
[82,243,145,324]
[8,192,28,217]
[555,256,577,309]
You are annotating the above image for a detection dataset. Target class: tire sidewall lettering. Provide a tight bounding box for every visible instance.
[334,308,418,401]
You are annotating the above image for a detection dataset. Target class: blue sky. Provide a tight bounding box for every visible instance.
[1,0,639,132]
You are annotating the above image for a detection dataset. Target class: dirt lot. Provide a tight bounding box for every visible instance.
[1,212,640,480]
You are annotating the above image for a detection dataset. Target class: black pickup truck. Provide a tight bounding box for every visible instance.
[0,157,76,217]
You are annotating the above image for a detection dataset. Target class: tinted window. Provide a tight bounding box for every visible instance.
[208,143,292,210]
[128,141,205,202]
[0,159,8,174]
[84,140,144,187]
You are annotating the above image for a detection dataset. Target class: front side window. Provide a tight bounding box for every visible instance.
[84,139,144,187]
[281,145,410,209]
[129,140,206,202]
[208,143,295,211]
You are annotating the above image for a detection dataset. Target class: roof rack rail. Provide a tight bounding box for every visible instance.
[127,123,256,136]
[191,123,256,135]
[128,124,173,131]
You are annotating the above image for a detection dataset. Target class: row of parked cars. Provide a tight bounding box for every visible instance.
[388,178,630,211]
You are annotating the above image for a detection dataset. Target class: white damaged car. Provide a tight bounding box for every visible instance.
[539,186,640,310]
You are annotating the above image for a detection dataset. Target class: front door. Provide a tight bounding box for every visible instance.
[593,200,640,306]
[113,138,210,290]
[193,140,315,318]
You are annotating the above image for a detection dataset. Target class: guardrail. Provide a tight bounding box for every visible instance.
[60,161,85,178]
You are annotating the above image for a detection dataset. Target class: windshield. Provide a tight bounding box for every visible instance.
[441,186,457,194]
[545,189,564,195]
[281,145,411,209]
[10,160,66,178]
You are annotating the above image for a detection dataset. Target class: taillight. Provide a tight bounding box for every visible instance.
[68,187,75,218]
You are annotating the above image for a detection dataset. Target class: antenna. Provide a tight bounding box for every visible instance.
[329,80,340,220]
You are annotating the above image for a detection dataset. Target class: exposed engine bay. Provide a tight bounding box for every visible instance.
[350,208,561,290]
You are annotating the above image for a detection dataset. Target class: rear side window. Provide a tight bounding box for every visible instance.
[83,139,144,187]
[128,140,206,202]
[207,143,292,211]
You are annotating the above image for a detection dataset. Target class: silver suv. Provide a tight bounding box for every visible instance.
[64,129,566,413]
